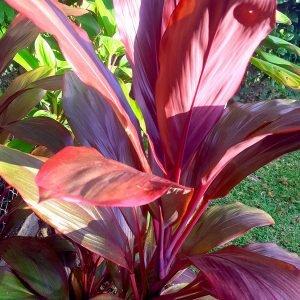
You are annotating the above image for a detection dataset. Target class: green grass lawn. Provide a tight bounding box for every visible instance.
[216,150,300,254]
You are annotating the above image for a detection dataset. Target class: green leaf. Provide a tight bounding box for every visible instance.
[0,267,36,300]
[13,49,39,71]
[75,13,100,40]
[6,138,35,153]
[256,48,300,76]
[251,57,300,89]
[276,10,292,25]
[95,0,116,36]
[262,35,300,56]
[35,34,57,68]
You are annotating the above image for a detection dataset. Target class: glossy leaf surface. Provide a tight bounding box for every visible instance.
[155,0,276,172]
[186,100,300,197]
[0,146,134,270]
[182,202,274,255]
[190,246,300,300]
[36,146,186,206]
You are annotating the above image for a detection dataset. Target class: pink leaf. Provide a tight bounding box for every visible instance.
[155,0,276,174]
[36,146,190,207]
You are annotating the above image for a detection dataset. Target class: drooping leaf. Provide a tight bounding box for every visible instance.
[251,57,300,89]
[0,266,36,300]
[0,13,39,74]
[3,117,74,153]
[155,0,276,173]
[0,237,69,300]
[245,243,300,269]
[63,71,138,167]
[275,10,291,25]
[262,35,300,56]
[6,0,149,171]
[0,146,135,270]
[36,146,188,207]
[256,48,300,75]
[190,246,300,300]
[182,203,274,255]
[185,100,300,198]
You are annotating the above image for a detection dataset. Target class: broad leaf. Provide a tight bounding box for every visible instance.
[0,14,39,74]
[155,0,276,173]
[0,146,135,269]
[36,146,187,206]
[0,237,69,300]
[63,71,138,167]
[114,0,164,161]
[190,246,300,300]
[251,57,300,89]
[13,49,39,71]
[3,117,74,153]
[275,10,291,25]
[0,266,35,299]
[35,34,57,68]
[206,131,300,199]
[262,35,300,56]
[6,0,149,171]
[182,202,274,255]
[185,100,300,198]
[245,243,300,269]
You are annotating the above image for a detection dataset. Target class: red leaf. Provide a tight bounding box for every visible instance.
[3,117,74,153]
[182,202,274,255]
[0,146,135,270]
[184,100,300,198]
[6,0,149,172]
[155,0,276,173]
[190,246,300,300]
[63,71,138,167]
[36,146,189,207]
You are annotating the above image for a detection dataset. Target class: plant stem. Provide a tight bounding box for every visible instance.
[130,273,140,300]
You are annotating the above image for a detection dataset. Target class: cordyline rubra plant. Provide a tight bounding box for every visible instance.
[0,0,300,299]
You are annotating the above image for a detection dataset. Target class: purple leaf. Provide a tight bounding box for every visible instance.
[63,71,138,167]
[155,0,276,174]
[6,0,149,171]
[182,202,274,255]
[114,0,164,162]
[245,243,300,269]
[0,14,39,75]
[3,117,74,153]
[36,146,189,207]
[190,245,300,300]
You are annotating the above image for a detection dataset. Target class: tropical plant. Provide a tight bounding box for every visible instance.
[0,0,300,299]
